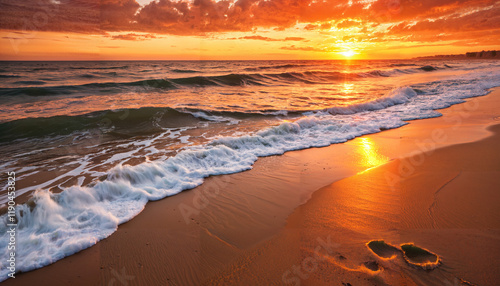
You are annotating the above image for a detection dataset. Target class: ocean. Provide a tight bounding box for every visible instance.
[0,59,499,279]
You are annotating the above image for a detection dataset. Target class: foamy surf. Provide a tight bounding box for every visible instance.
[0,60,499,281]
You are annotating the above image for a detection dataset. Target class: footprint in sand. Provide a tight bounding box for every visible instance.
[366,240,400,259]
[366,240,441,270]
[363,260,380,271]
[400,243,441,270]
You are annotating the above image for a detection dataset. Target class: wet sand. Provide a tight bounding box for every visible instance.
[4,88,500,285]
[209,122,500,285]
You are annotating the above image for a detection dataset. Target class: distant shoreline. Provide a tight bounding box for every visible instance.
[415,50,500,60]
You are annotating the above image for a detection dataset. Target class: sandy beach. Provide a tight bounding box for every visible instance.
[204,89,500,285]
[4,88,500,286]
[2,0,500,284]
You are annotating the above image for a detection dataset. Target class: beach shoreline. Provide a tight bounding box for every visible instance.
[3,87,500,285]
[207,93,500,285]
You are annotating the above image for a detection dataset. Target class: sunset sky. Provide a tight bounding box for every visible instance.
[0,0,499,60]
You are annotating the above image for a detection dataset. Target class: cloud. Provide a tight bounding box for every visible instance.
[229,35,307,41]
[0,0,498,49]
[284,37,308,41]
[381,5,500,46]
[109,33,157,41]
[388,6,500,34]
[102,0,141,30]
[280,45,331,52]
[2,36,22,40]
[336,19,360,29]
[367,0,497,22]
[0,0,100,33]
[304,22,333,30]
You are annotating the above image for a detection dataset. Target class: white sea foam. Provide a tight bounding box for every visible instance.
[1,65,499,281]
[324,86,417,115]
[188,111,241,125]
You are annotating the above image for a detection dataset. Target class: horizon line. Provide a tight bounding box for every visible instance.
[0,58,453,62]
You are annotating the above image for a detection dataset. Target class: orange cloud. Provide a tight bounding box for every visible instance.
[337,19,361,29]
[109,33,157,41]
[229,35,307,41]
[0,0,100,33]
[388,6,500,34]
[0,0,499,48]
[280,45,332,52]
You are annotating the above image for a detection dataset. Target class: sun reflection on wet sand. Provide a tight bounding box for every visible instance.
[356,137,390,170]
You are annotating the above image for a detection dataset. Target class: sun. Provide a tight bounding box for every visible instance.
[340,50,357,58]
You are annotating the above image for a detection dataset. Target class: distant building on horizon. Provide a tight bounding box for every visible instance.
[416,50,499,60]
[466,50,498,58]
